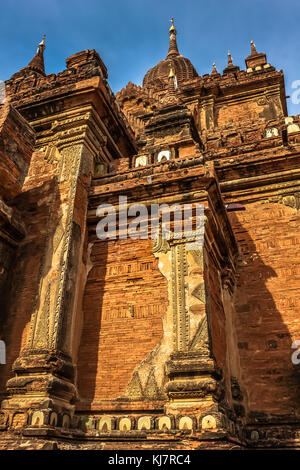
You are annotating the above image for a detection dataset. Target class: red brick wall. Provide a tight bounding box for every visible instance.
[206,251,226,369]
[76,238,168,403]
[229,202,300,415]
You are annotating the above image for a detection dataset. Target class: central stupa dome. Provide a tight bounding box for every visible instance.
[143,20,198,91]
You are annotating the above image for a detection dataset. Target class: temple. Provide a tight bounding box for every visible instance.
[0,20,300,450]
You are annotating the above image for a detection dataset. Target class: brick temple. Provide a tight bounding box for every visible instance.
[0,21,300,449]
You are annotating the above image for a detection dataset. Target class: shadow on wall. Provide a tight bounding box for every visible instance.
[76,238,108,404]
[76,237,169,405]
[229,208,300,419]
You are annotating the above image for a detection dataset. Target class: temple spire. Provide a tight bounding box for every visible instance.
[167,18,179,57]
[223,49,240,74]
[168,62,178,89]
[211,61,219,75]
[250,40,257,55]
[10,35,46,80]
[168,62,175,78]
[26,35,46,75]
[164,62,178,104]
[245,39,268,69]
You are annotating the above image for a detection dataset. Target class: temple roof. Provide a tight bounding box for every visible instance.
[142,20,198,91]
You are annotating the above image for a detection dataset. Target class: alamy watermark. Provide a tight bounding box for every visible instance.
[0,340,6,364]
[96,196,205,250]
[0,81,5,105]
[291,340,300,365]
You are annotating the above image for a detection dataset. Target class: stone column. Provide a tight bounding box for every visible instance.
[151,198,237,437]
[1,112,97,430]
[152,226,219,416]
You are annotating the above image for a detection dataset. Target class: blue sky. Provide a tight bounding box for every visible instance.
[1,0,300,114]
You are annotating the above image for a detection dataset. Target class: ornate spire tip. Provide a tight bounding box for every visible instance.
[167,18,179,57]
[39,34,46,47]
[211,61,218,74]
[169,17,176,34]
[251,40,257,54]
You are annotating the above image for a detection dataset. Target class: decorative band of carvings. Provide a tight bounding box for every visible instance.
[172,243,189,352]
[51,145,83,351]
[27,152,65,349]
[27,144,86,353]
[83,413,218,433]
[153,229,207,354]
[2,411,218,433]
[2,410,300,446]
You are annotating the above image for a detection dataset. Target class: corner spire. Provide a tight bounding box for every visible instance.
[223,49,240,74]
[211,61,219,75]
[167,18,179,57]
[245,40,267,70]
[250,40,257,55]
[10,35,47,80]
[25,35,46,76]
[39,34,46,47]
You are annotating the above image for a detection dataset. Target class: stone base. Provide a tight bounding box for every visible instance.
[1,350,77,431]
[2,421,300,449]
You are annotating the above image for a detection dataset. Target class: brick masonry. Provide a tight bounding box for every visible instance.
[77,238,168,402]
[0,23,299,450]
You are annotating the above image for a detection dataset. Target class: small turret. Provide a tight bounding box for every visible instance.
[10,35,46,79]
[245,39,267,70]
[211,61,220,77]
[223,50,240,74]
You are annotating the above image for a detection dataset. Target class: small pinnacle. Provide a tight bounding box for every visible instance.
[212,61,218,74]
[251,40,257,54]
[39,34,46,47]
[169,17,176,33]
[168,62,175,78]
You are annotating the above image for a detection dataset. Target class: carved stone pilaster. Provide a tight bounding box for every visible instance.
[171,241,189,352]
[153,229,219,411]
[2,135,94,423]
